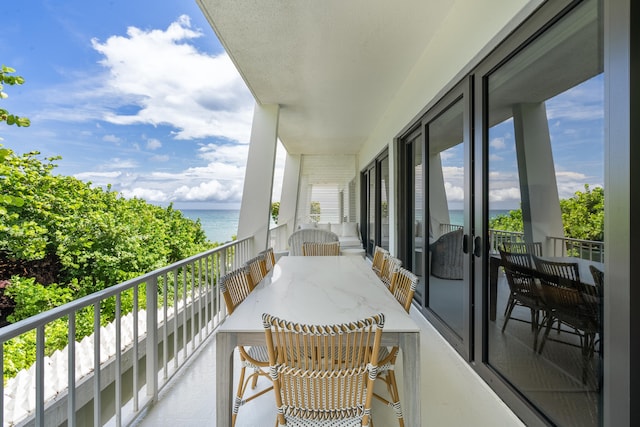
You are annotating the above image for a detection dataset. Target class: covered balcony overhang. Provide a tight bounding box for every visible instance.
[196,0,550,156]
[197,0,461,156]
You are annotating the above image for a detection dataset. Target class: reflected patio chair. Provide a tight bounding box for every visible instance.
[532,255,581,333]
[534,258,599,383]
[372,246,389,277]
[245,254,268,286]
[262,312,385,427]
[500,241,543,257]
[302,241,341,256]
[499,249,546,351]
[429,228,464,279]
[374,267,418,427]
[259,247,276,272]
[379,253,402,289]
[220,267,272,426]
[589,264,604,295]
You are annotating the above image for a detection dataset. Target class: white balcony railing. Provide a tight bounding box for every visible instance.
[267,223,289,254]
[488,228,604,262]
[1,237,254,427]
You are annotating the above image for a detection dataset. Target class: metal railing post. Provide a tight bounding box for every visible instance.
[146,276,158,402]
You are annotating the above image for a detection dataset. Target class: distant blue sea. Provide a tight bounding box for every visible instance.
[179,209,511,243]
[179,209,240,244]
[449,209,511,226]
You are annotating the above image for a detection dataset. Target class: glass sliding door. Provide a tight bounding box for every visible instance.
[368,166,376,253]
[380,156,389,250]
[361,150,389,256]
[426,97,467,339]
[398,129,425,303]
[484,0,603,425]
[399,83,471,354]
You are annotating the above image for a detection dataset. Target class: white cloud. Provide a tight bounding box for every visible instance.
[150,154,170,162]
[121,187,168,202]
[103,134,121,143]
[146,138,162,150]
[444,182,464,202]
[198,143,248,164]
[489,187,521,202]
[490,137,506,149]
[173,180,243,202]
[35,16,276,208]
[91,15,254,142]
[106,158,139,169]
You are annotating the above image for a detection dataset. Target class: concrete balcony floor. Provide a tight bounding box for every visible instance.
[131,310,524,427]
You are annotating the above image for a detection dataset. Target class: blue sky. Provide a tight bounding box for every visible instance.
[1,0,282,209]
[440,74,604,211]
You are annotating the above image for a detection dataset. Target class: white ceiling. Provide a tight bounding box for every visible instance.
[197,0,454,155]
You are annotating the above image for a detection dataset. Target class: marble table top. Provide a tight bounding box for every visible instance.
[219,255,419,332]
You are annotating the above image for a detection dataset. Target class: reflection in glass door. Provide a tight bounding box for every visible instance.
[427,98,466,338]
[401,130,424,303]
[485,1,603,425]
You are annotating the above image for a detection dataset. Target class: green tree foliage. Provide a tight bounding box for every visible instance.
[0,65,31,128]
[0,149,212,297]
[560,185,604,241]
[271,201,280,224]
[489,208,524,233]
[0,150,215,381]
[489,185,604,241]
[1,65,30,211]
[310,201,321,222]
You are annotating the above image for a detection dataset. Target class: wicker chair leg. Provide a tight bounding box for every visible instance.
[231,365,247,426]
[251,368,260,389]
[501,299,516,332]
[374,372,405,427]
[386,370,405,427]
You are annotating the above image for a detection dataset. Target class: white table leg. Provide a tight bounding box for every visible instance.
[400,331,421,426]
[216,332,235,426]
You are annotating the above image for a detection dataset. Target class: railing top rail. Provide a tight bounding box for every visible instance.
[548,236,603,245]
[0,237,250,342]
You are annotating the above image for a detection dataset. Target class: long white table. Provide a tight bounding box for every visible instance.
[215,256,421,426]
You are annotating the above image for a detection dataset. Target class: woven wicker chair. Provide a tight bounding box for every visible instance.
[245,254,268,285]
[302,241,341,256]
[259,247,277,272]
[220,267,272,426]
[371,246,388,277]
[429,228,464,280]
[374,267,417,426]
[288,229,339,256]
[499,249,546,351]
[379,253,402,289]
[499,241,543,257]
[262,313,385,427]
[533,256,598,383]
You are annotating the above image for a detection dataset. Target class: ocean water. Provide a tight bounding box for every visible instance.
[180,209,512,244]
[180,209,240,244]
[449,209,511,226]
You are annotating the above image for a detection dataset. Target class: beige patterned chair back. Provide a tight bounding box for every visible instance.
[263,313,385,426]
[288,229,339,256]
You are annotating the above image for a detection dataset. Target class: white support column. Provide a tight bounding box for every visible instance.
[237,103,279,254]
[512,102,564,252]
[278,153,301,240]
[429,153,450,238]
